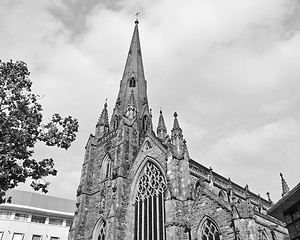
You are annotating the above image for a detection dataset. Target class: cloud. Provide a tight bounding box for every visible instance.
[1,0,300,202]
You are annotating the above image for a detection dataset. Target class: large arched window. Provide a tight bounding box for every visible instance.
[92,218,106,240]
[198,217,221,240]
[134,162,166,240]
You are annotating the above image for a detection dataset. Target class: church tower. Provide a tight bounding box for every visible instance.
[69,21,289,240]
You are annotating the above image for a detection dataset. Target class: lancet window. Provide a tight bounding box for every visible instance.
[134,162,166,240]
[129,77,136,87]
[92,219,106,240]
[101,156,111,181]
[113,115,119,130]
[142,115,149,132]
[200,218,220,240]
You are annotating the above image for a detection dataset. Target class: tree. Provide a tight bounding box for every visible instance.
[0,60,79,203]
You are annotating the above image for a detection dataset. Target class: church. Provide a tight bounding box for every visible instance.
[68,20,289,240]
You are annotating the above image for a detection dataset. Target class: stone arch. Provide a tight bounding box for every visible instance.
[196,215,222,240]
[91,217,106,240]
[126,157,167,240]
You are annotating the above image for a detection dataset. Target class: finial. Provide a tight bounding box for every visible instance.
[104,99,108,109]
[174,112,178,118]
[135,12,140,24]
[160,107,162,115]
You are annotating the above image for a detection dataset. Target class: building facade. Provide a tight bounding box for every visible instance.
[0,190,75,240]
[68,21,289,240]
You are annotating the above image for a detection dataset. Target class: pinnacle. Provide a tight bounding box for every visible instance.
[280,172,289,197]
[172,112,181,131]
[97,101,109,127]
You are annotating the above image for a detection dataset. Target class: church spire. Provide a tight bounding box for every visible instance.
[280,172,290,197]
[95,100,109,137]
[112,20,149,124]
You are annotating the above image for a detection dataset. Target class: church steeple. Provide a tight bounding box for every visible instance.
[111,21,150,127]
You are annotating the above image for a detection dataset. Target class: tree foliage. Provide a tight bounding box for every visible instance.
[0,60,79,203]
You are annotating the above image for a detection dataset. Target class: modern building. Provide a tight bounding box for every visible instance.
[68,20,290,240]
[268,175,300,240]
[0,189,75,240]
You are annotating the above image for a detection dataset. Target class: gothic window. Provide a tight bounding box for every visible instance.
[134,162,166,240]
[142,115,149,132]
[113,115,119,130]
[101,156,111,181]
[129,77,136,87]
[92,219,106,240]
[199,218,220,240]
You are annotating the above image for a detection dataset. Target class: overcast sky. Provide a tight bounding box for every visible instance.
[1,0,300,203]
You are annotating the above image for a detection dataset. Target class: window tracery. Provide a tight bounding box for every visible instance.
[92,219,106,240]
[200,218,220,240]
[134,162,166,240]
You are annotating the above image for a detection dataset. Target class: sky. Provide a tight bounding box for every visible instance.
[1,0,300,203]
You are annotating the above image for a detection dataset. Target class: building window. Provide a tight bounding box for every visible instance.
[200,218,220,240]
[50,237,59,240]
[32,235,42,240]
[49,218,63,225]
[0,231,3,240]
[12,233,24,240]
[31,215,46,224]
[134,162,166,240]
[14,213,28,221]
[92,219,106,240]
[0,211,12,219]
[101,155,111,181]
[142,115,149,132]
[113,115,119,130]
[129,77,136,87]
